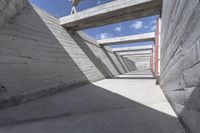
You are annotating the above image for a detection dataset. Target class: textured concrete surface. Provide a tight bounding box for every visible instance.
[135,61,151,70]
[160,0,200,133]
[98,33,155,46]
[124,55,151,58]
[123,55,151,71]
[1,0,198,132]
[0,3,129,108]
[0,0,28,27]
[60,0,162,30]
[118,50,152,56]
[0,71,185,133]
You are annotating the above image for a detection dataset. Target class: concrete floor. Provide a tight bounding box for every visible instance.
[0,71,185,133]
[115,70,155,79]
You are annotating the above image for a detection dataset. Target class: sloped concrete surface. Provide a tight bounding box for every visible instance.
[0,71,185,133]
[0,0,27,26]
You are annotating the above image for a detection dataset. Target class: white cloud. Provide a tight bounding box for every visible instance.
[151,20,157,24]
[114,25,122,32]
[97,0,102,5]
[130,21,143,30]
[98,33,113,40]
[144,25,149,29]
[151,25,156,31]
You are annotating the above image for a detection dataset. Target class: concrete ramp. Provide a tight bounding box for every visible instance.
[0,71,185,133]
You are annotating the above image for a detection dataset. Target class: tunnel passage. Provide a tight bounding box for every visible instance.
[0,0,200,133]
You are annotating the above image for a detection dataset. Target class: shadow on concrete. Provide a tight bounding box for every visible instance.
[163,86,200,133]
[0,4,92,109]
[97,56,114,77]
[69,32,112,78]
[0,83,185,133]
[0,3,186,133]
[121,57,132,71]
[101,46,122,74]
[179,87,200,133]
[114,52,128,73]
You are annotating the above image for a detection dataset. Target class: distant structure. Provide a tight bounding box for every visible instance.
[69,0,83,14]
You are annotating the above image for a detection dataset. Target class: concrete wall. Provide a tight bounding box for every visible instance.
[106,51,126,74]
[122,57,137,72]
[125,58,137,71]
[0,3,128,108]
[0,0,28,26]
[118,56,131,73]
[126,56,150,71]
[160,1,200,133]
[135,62,150,71]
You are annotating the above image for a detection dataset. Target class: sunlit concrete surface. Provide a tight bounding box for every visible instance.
[0,71,185,133]
[118,50,152,56]
[115,70,154,79]
[123,55,151,58]
[98,33,155,46]
[112,45,153,52]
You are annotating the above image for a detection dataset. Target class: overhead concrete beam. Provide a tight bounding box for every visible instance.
[60,0,162,30]
[123,55,151,58]
[112,45,153,52]
[98,33,155,46]
[119,50,152,56]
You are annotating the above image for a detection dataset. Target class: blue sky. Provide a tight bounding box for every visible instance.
[28,0,113,17]
[28,0,158,48]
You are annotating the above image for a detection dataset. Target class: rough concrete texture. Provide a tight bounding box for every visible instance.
[0,0,28,26]
[0,3,131,108]
[0,71,185,133]
[135,61,150,70]
[125,56,151,71]
[122,57,137,71]
[98,32,155,46]
[118,50,152,56]
[160,0,200,133]
[125,58,137,71]
[116,54,131,73]
[60,0,162,30]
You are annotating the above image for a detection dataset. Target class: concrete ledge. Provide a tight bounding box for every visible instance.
[123,55,151,58]
[98,33,155,46]
[118,50,152,56]
[112,45,153,52]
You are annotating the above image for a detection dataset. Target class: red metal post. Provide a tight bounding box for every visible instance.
[155,18,161,81]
